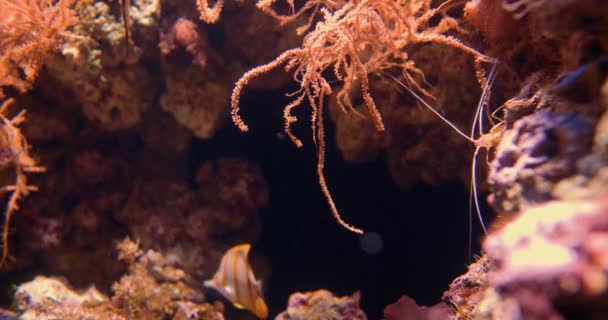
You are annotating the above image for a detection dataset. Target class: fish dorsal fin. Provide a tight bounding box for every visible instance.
[244,261,264,294]
[235,243,251,255]
[256,279,263,293]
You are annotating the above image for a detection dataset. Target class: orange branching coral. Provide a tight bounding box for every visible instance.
[231,0,492,234]
[196,0,225,24]
[0,0,78,96]
[256,0,347,35]
[0,99,45,269]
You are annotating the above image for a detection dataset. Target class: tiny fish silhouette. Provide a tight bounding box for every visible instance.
[204,244,268,319]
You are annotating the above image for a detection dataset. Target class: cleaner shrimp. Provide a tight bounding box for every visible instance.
[383,60,501,253]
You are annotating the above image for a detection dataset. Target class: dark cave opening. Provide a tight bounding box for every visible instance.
[190,84,488,318]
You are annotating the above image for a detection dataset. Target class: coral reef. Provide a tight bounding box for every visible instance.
[0,0,607,319]
[443,256,494,320]
[488,108,595,213]
[42,0,161,131]
[438,2,608,319]
[230,0,493,234]
[159,17,209,69]
[114,157,268,276]
[14,275,115,320]
[159,62,230,139]
[384,295,452,320]
[0,0,79,96]
[477,198,608,320]
[112,238,224,320]
[11,238,225,320]
[158,0,300,139]
[275,290,367,320]
[1,0,276,316]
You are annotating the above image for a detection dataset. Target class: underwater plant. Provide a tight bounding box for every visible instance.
[225,0,493,234]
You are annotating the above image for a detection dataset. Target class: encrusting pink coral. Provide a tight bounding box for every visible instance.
[275,289,367,320]
[159,17,208,68]
[478,197,608,319]
[464,0,518,46]
[384,295,452,320]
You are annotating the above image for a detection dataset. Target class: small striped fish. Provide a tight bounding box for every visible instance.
[204,244,268,319]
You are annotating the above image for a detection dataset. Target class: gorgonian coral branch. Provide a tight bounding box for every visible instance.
[231,0,493,234]
[196,0,224,24]
[0,99,45,269]
[0,0,78,96]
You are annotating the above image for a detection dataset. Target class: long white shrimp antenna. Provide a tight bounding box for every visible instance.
[383,73,475,144]
[470,62,498,140]
[383,70,487,260]
[469,61,497,238]
[381,62,498,258]
[466,62,498,259]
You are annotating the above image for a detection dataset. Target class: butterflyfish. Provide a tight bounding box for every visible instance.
[204,244,268,319]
